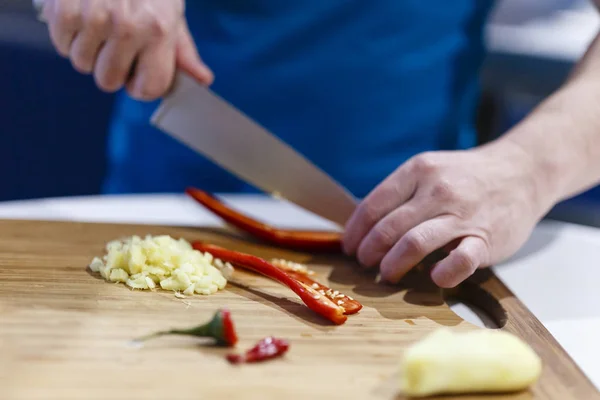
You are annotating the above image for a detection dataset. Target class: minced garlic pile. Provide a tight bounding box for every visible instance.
[89,235,233,296]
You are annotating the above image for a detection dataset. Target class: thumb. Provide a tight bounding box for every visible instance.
[175,21,214,86]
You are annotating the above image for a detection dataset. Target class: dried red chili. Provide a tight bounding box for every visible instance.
[226,336,290,364]
[185,187,342,252]
[193,242,348,325]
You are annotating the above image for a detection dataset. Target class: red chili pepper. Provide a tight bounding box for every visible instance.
[226,336,289,364]
[133,308,238,347]
[270,258,317,277]
[285,270,362,315]
[269,260,360,314]
[185,187,342,252]
[193,242,348,325]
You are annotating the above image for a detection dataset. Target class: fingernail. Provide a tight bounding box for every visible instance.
[341,242,350,256]
[341,239,355,256]
[380,264,405,284]
[381,273,399,284]
[196,64,214,84]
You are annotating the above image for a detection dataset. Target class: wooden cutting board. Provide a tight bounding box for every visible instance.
[0,219,597,400]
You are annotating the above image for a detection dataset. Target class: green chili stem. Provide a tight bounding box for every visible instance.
[132,308,238,347]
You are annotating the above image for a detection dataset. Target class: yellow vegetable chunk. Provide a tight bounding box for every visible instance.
[399,328,542,397]
[88,235,231,297]
[108,268,128,283]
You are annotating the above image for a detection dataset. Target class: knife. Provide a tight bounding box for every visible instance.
[150,71,358,227]
[31,2,358,225]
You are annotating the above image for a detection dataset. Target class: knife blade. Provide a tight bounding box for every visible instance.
[150,71,358,227]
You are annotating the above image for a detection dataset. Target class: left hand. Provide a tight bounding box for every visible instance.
[342,141,553,288]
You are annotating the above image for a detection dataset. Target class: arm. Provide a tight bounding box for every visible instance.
[494,2,600,205]
[342,4,600,288]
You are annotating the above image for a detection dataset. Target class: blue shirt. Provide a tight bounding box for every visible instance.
[103,0,494,198]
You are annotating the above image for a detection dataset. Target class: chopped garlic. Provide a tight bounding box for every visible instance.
[399,328,542,397]
[145,277,156,289]
[221,262,234,280]
[89,235,231,297]
[183,284,195,296]
[109,268,128,283]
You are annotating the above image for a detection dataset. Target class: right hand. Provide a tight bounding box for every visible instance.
[40,0,214,100]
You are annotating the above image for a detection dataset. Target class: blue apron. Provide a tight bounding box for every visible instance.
[103,0,494,198]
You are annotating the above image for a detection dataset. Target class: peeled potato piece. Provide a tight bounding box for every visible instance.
[399,328,542,397]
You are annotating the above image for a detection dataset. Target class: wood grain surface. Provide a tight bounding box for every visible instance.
[0,219,597,400]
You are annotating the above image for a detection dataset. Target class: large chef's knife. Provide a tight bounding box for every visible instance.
[150,71,358,227]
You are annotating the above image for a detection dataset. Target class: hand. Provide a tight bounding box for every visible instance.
[41,0,214,100]
[342,142,553,288]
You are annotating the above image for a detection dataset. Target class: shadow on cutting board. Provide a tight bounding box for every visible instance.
[228,279,336,330]
[191,228,507,330]
[316,253,507,330]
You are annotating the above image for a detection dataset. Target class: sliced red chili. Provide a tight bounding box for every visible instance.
[186,187,342,252]
[270,258,316,276]
[285,271,362,315]
[226,336,289,364]
[264,259,361,315]
[193,242,347,325]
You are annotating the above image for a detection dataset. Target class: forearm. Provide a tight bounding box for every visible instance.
[491,31,600,206]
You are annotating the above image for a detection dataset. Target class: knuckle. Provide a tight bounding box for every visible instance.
[411,152,439,175]
[147,15,170,38]
[371,222,397,249]
[356,202,381,228]
[402,231,426,255]
[454,198,477,219]
[356,246,376,268]
[430,179,457,202]
[84,10,109,31]
[114,17,136,40]
[452,249,477,272]
[57,8,80,28]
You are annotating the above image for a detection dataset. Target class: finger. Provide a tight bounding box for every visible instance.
[356,198,436,268]
[47,0,81,57]
[69,1,110,74]
[430,236,488,288]
[379,216,459,283]
[342,163,418,256]
[94,34,141,93]
[175,21,214,85]
[126,37,177,101]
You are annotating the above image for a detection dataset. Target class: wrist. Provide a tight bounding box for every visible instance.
[477,137,561,218]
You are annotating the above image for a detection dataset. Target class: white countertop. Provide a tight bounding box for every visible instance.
[486,0,600,61]
[0,193,598,389]
[2,0,599,62]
